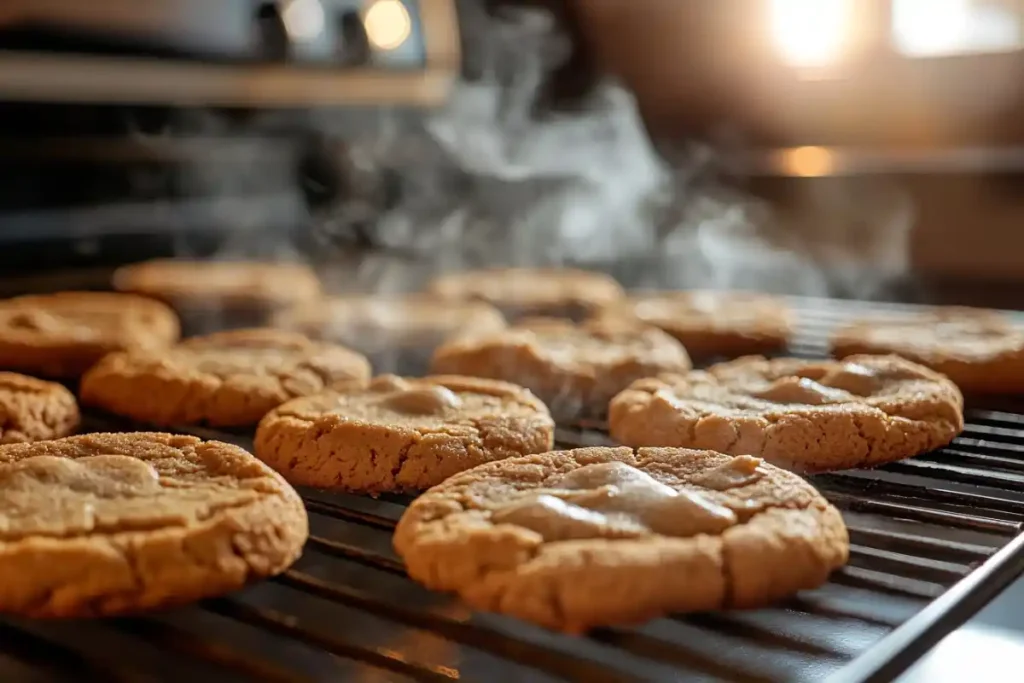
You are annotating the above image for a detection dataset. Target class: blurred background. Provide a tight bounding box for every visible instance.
[1,0,1024,306]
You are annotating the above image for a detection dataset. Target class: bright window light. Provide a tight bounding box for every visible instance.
[893,0,971,56]
[893,0,1021,56]
[769,0,854,67]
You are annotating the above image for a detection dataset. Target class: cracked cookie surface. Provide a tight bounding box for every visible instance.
[431,317,692,422]
[831,307,1024,394]
[0,373,80,444]
[0,292,180,378]
[255,374,555,492]
[609,355,964,473]
[80,328,371,427]
[427,268,625,320]
[0,431,308,617]
[113,259,322,309]
[597,290,793,359]
[394,446,848,632]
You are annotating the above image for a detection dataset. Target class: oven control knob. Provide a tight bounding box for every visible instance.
[339,9,372,65]
[256,3,290,60]
[279,0,326,43]
[255,0,325,60]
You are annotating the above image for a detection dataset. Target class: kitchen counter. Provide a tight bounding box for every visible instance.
[899,575,1024,682]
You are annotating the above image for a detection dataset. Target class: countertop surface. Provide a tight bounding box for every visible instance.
[898,575,1024,682]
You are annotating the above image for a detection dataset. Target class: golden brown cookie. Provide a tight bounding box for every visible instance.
[609,355,964,473]
[0,373,80,444]
[255,374,554,493]
[598,290,794,359]
[273,294,506,354]
[431,317,691,422]
[394,446,848,633]
[830,307,1024,394]
[0,432,307,617]
[427,268,625,320]
[80,328,371,428]
[113,259,322,309]
[0,292,180,378]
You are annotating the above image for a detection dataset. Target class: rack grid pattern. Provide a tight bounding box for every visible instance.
[2,297,1024,683]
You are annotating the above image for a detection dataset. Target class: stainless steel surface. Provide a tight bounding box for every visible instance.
[0,0,461,106]
[0,193,306,242]
[0,0,261,57]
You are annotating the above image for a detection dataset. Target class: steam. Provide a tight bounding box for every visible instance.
[206,2,914,299]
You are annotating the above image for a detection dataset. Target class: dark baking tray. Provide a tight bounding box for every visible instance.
[1,296,1023,682]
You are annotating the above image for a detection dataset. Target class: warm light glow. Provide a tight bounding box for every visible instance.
[364,0,412,51]
[893,0,1021,57]
[893,0,970,56]
[769,0,854,67]
[281,0,325,42]
[783,146,835,177]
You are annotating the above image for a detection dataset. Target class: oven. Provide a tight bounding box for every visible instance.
[2,2,1024,682]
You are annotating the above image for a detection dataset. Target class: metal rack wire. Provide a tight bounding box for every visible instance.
[2,297,1024,682]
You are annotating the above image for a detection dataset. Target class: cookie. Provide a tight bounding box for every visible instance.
[0,292,180,378]
[431,317,691,422]
[0,432,307,617]
[830,307,1024,394]
[427,268,625,321]
[598,290,793,359]
[272,294,506,374]
[80,328,371,428]
[394,446,848,632]
[609,355,963,473]
[112,259,322,309]
[0,373,80,444]
[255,374,554,493]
